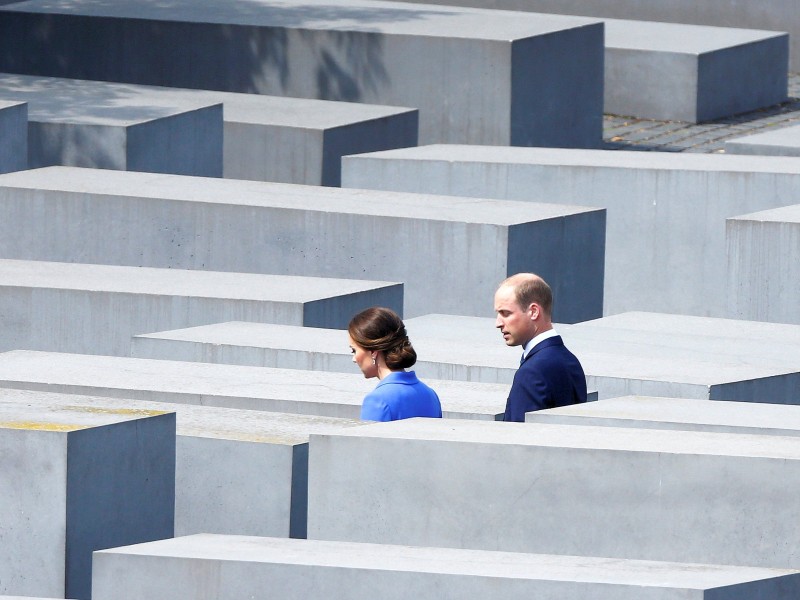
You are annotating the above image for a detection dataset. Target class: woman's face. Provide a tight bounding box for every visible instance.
[348,335,378,379]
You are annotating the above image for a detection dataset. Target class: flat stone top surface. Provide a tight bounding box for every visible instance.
[0,73,414,128]
[1,0,601,39]
[99,534,799,587]
[0,258,397,301]
[0,99,26,110]
[318,417,800,460]
[138,313,800,385]
[0,392,169,432]
[731,203,800,223]
[604,18,786,53]
[0,351,509,416]
[348,144,800,174]
[0,166,597,225]
[0,72,218,125]
[0,387,361,443]
[532,395,800,435]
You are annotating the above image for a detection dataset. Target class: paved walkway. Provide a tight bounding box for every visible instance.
[602,73,800,153]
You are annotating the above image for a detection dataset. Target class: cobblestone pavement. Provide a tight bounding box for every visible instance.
[602,73,800,153]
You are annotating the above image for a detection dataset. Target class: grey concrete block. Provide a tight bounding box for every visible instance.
[726,204,800,324]
[526,395,800,436]
[0,100,27,174]
[130,313,800,404]
[307,418,800,569]
[366,0,800,71]
[0,394,174,600]
[0,0,605,148]
[4,72,418,185]
[0,350,510,421]
[0,166,604,321]
[341,145,800,317]
[0,386,362,539]
[725,124,800,157]
[603,20,787,122]
[0,258,402,355]
[0,73,223,176]
[91,534,800,600]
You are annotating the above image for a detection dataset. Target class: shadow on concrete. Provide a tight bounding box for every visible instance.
[0,0,450,102]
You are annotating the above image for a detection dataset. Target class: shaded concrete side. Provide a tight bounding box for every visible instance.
[65,414,176,600]
[0,101,27,174]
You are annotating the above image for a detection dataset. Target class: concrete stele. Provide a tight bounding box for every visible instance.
[0,258,402,355]
[725,123,800,157]
[0,396,174,600]
[130,312,800,403]
[0,166,605,321]
[526,395,800,436]
[0,387,363,539]
[0,72,223,176]
[341,144,800,317]
[0,72,418,186]
[726,204,800,324]
[0,0,605,148]
[91,534,800,600]
[0,350,510,420]
[307,418,800,569]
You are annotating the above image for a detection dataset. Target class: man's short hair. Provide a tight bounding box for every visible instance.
[501,273,553,317]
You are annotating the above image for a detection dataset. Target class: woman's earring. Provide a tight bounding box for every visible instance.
[372,355,377,365]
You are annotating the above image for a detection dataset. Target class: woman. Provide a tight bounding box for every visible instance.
[348,307,442,422]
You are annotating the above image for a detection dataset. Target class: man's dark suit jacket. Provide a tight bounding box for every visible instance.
[503,335,587,422]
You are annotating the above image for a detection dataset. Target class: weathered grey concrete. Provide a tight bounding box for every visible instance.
[0,387,362,539]
[3,72,418,185]
[726,204,800,325]
[0,350,510,420]
[0,73,222,176]
[370,0,800,71]
[725,124,800,156]
[0,100,26,173]
[92,534,800,600]
[0,258,402,355]
[0,166,604,321]
[603,20,787,122]
[526,395,800,436]
[130,313,800,404]
[0,394,174,600]
[0,0,604,148]
[307,418,800,569]
[342,145,800,317]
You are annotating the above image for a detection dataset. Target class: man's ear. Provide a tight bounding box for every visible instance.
[528,303,540,320]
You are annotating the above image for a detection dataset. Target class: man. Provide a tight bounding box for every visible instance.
[494,273,587,422]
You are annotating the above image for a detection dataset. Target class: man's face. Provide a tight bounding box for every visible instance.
[494,285,535,347]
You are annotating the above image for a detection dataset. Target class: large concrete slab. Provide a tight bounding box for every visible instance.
[371,0,800,71]
[603,19,787,122]
[0,258,402,355]
[526,395,800,436]
[0,73,222,176]
[129,313,800,404]
[725,124,800,157]
[92,534,800,600]
[0,394,174,600]
[0,350,510,420]
[0,0,604,148]
[307,418,800,569]
[726,204,800,324]
[0,166,604,321]
[0,100,26,173]
[341,145,800,317]
[2,72,417,185]
[0,387,362,539]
